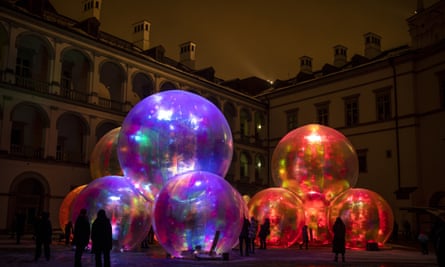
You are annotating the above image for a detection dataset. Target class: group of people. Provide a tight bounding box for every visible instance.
[238,216,271,256]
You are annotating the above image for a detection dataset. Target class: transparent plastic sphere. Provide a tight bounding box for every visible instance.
[58,184,87,234]
[271,124,358,201]
[71,176,152,251]
[248,187,305,248]
[328,188,394,248]
[90,127,123,180]
[118,90,233,201]
[152,171,243,258]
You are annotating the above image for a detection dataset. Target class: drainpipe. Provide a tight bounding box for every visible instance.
[389,58,402,192]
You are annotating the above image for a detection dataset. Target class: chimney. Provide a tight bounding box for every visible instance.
[416,0,425,13]
[299,56,313,74]
[179,41,196,69]
[364,32,382,59]
[80,0,102,21]
[132,20,151,51]
[333,45,347,67]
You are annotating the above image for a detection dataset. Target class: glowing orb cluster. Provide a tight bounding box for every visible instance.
[71,176,152,251]
[90,127,123,180]
[271,124,358,201]
[152,171,243,258]
[118,90,233,201]
[327,188,394,248]
[248,187,305,248]
[58,184,87,233]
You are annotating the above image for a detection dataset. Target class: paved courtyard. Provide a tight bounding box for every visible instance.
[0,235,439,267]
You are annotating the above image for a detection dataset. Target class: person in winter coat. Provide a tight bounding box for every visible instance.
[238,217,250,256]
[332,217,346,262]
[34,211,52,262]
[258,218,270,249]
[248,217,258,254]
[73,209,90,267]
[91,209,112,267]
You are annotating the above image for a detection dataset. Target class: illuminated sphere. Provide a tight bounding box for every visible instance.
[90,127,123,180]
[271,124,358,201]
[58,184,87,234]
[71,176,152,251]
[118,90,233,201]
[152,171,243,258]
[248,187,305,248]
[327,188,394,248]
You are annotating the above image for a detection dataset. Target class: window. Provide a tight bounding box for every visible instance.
[375,88,391,121]
[315,102,330,126]
[286,109,298,131]
[440,78,445,109]
[16,56,32,78]
[343,95,359,127]
[356,149,368,173]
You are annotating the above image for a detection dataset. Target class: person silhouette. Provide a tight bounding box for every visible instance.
[332,217,346,262]
[238,217,250,256]
[73,208,90,267]
[91,209,112,267]
[259,218,270,249]
[299,225,309,250]
[248,216,258,254]
[34,211,52,262]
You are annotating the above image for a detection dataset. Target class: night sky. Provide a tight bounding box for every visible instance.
[51,0,438,81]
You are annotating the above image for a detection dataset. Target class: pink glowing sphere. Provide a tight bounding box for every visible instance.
[58,184,87,234]
[271,124,358,201]
[71,176,152,251]
[152,171,243,258]
[118,90,233,201]
[327,188,394,248]
[248,187,305,248]
[90,127,123,180]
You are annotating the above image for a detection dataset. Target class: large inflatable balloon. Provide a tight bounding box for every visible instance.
[118,90,233,201]
[327,188,394,248]
[248,187,305,248]
[71,176,152,251]
[271,124,358,201]
[152,171,243,258]
[58,184,87,234]
[90,127,123,180]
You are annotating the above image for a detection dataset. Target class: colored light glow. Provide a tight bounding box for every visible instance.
[89,127,123,180]
[248,188,305,248]
[71,176,152,251]
[271,124,358,202]
[152,171,244,258]
[327,188,394,249]
[118,90,233,201]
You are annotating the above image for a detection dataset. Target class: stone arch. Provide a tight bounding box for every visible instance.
[7,171,50,233]
[99,60,126,110]
[56,112,89,162]
[131,71,154,100]
[95,120,120,142]
[60,47,92,99]
[159,81,177,91]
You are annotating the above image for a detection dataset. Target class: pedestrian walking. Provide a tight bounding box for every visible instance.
[64,220,73,246]
[299,225,309,250]
[332,217,346,262]
[73,209,90,267]
[34,211,52,262]
[238,217,250,256]
[258,218,270,249]
[248,216,258,254]
[91,209,112,267]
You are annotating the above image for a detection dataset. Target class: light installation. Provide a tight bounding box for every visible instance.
[58,184,87,234]
[90,127,123,180]
[152,171,244,258]
[248,187,305,248]
[71,175,152,251]
[327,188,394,248]
[117,90,233,201]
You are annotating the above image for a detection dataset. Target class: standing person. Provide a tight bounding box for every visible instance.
[299,225,309,250]
[238,217,250,256]
[418,231,429,255]
[15,210,26,244]
[91,209,112,267]
[258,218,270,250]
[73,209,90,267]
[248,216,258,254]
[34,211,52,262]
[64,220,73,246]
[332,217,346,262]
